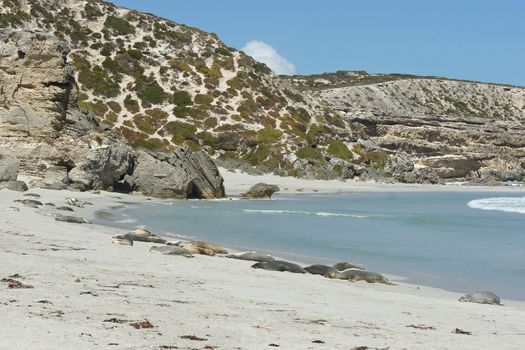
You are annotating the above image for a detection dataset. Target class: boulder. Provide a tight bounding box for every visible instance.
[68,141,135,191]
[241,183,280,199]
[130,148,225,199]
[0,180,28,192]
[0,157,20,182]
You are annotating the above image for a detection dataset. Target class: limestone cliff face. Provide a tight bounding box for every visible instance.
[0,29,225,198]
[296,73,525,183]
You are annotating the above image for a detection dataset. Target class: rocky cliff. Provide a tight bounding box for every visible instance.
[292,72,525,183]
[1,1,524,185]
[0,28,224,198]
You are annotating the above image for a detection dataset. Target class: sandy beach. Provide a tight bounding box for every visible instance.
[1,185,525,350]
[220,168,525,195]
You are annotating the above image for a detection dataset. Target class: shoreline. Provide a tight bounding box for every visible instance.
[2,187,525,349]
[96,193,525,303]
[220,168,525,195]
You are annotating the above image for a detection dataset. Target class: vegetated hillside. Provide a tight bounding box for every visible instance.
[0,0,358,179]
[1,1,524,184]
[285,71,525,183]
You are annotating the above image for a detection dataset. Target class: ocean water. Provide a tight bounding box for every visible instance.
[101,192,525,300]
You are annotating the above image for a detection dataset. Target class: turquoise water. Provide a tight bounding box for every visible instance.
[101,192,525,300]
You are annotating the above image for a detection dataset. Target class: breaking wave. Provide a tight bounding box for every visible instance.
[241,209,374,218]
[467,196,525,214]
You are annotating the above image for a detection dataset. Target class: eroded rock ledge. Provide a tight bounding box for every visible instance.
[0,29,224,199]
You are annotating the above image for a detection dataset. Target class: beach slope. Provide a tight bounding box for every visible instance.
[1,188,524,350]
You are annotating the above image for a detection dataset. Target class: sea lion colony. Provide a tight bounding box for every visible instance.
[111,228,503,302]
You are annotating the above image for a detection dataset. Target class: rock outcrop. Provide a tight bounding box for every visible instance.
[0,156,28,191]
[241,183,280,199]
[0,29,224,199]
[130,148,225,199]
[301,72,525,184]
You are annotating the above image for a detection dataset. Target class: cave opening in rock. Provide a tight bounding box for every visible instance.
[187,181,204,199]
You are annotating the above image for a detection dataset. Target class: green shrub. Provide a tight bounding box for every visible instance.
[172,90,193,106]
[363,150,388,168]
[105,112,118,125]
[126,49,143,60]
[168,59,192,72]
[132,138,167,151]
[137,82,165,106]
[256,127,282,144]
[243,144,270,165]
[79,101,108,117]
[203,117,218,128]
[84,3,102,21]
[161,121,197,144]
[296,146,323,161]
[215,47,232,56]
[107,101,122,113]
[104,16,135,35]
[100,42,115,56]
[173,105,189,118]
[194,93,214,105]
[124,95,140,113]
[253,62,271,75]
[77,66,120,97]
[327,141,352,160]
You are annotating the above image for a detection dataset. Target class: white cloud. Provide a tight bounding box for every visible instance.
[241,40,296,75]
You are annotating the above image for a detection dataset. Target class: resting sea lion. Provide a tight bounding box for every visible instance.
[334,269,393,285]
[332,261,365,271]
[149,245,192,257]
[177,242,216,256]
[304,264,339,278]
[115,232,166,244]
[459,291,501,305]
[112,238,133,246]
[189,240,228,254]
[251,260,306,274]
[226,251,275,262]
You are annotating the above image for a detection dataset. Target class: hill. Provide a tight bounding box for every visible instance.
[1,0,524,184]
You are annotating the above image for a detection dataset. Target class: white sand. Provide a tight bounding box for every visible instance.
[1,187,525,349]
[220,168,525,195]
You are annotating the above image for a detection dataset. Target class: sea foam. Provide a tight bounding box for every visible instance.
[467,196,525,214]
[242,209,371,218]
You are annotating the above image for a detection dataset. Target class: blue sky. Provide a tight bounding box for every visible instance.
[111,0,524,86]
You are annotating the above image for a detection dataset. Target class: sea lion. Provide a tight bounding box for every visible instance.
[459,291,501,305]
[133,228,152,236]
[176,241,228,255]
[55,215,88,224]
[334,269,393,284]
[189,240,228,254]
[304,264,339,278]
[177,242,216,256]
[332,261,365,271]
[112,238,133,246]
[115,232,166,244]
[149,245,192,257]
[14,199,43,207]
[226,251,275,262]
[251,260,306,274]
[56,206,74,212]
